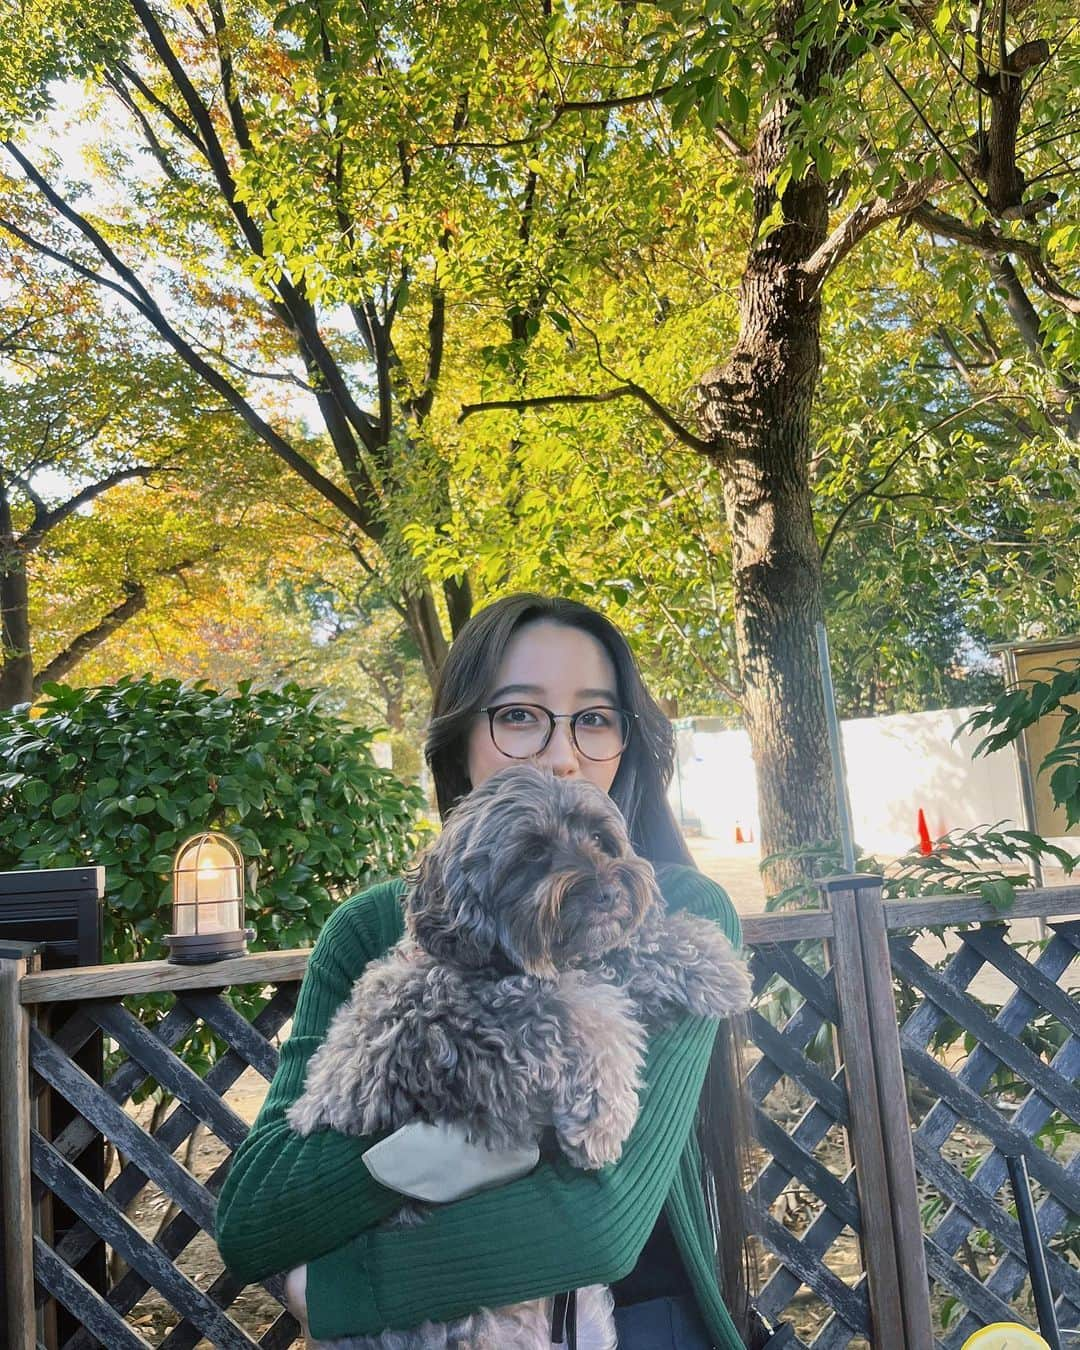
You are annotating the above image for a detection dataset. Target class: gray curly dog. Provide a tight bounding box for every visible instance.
[287,763,752,1349]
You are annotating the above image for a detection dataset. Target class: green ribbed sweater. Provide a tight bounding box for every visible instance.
[215,865,745,1348]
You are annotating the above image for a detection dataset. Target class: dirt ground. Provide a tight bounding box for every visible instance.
[100,837,1075,1347]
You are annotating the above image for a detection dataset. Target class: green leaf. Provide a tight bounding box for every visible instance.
[51,792,81,818]
[156,798,181,826]
[979,878,1017,913]
[22,779,49,807]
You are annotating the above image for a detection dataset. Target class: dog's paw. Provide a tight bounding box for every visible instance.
[559,1125,629,1171]
[680,928,753,1018]
[629,913,753,1021]
[555,1089,639,1170]
[286,1094,324,1137]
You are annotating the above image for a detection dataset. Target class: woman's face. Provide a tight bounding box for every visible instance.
[466,620,623,795]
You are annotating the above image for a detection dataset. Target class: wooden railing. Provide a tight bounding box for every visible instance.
[2,881,1078,1349]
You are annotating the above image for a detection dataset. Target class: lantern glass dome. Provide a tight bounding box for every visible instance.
[166,833,251,964]
[173,835,242,935]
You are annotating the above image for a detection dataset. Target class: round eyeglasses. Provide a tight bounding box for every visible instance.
[477,703,636,763]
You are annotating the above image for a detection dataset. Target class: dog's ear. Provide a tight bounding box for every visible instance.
[505,875,561,979]
[405,838,501,968]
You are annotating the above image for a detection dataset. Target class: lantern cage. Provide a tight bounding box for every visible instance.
[165,832,253,964]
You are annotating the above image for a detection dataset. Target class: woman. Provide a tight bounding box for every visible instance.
[216,594,757,1349]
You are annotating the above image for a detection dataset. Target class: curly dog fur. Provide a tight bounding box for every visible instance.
[287,764,751,1348]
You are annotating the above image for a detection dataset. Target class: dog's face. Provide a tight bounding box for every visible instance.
[405,764,659,977]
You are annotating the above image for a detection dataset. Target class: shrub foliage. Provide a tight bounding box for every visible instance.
[0,676,425,961]
[965,660,1080,831]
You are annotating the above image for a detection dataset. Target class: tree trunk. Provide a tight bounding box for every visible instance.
[698,5,841,894]
[385,689,405,734]
[443,575,473,639]
[0,484,33,709]
[714,437,838,893]
[405,585,451,689]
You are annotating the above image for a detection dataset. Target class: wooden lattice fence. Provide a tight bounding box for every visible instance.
[1,955,308,1350]
[744,883,1080,1350]
[893,916,1080,1348]
[2,882,1079,1349]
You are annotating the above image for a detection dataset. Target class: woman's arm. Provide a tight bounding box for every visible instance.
[302,868,742,1341]
[214,884,408,1283]
[304,1014,720,1338]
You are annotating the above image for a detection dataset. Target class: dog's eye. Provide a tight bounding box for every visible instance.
[591,831,613,852]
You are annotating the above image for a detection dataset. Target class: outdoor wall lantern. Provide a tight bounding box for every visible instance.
[165,833,254,964]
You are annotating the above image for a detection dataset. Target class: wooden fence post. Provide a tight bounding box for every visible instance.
[853,875,936,1350]
[1,952,37,1350]
[825,877,909,1348]
[823,875,936,1350]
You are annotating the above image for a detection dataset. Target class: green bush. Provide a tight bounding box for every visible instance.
[0,676,426,961]
[964,659,1080,830]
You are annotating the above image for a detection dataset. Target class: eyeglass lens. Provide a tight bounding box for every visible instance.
[489,704,628,762]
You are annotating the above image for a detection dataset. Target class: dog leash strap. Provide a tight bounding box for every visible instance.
[550,1290,577,1348]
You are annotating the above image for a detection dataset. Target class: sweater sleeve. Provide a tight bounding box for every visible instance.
[303,865,741,1340]
[214,883,407,1283]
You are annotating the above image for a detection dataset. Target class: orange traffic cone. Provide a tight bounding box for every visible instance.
[735,820,754,844]
[917,808,933,856]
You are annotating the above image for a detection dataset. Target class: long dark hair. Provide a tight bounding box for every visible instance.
[424,593,756,1342]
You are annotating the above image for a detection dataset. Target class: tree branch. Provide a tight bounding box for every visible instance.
[187,340,314,390]
[987,255,1046,362]
[712,123,751,164]
[648,588,743,705]
[33,582,148,690]
[129,0,261,251]
[3,471,46,525]
[1,146,383,535]
[801,174,944,292]
[0,313,38,354]
[459,386,712,453]
[880,61,989,207]
[975,312,1003,361]
[104,72,182,182]
[129,0,383,454]
[23,466,163,547]
[913,204,1080,314]
[431,85,680,152]
[986,256,1080,438]
[935,326,1041,438]
[207,0,253,152]
[407,282,444,422]
[820,396,1024,560]
[112,59,208,156]
[0,212,147,315]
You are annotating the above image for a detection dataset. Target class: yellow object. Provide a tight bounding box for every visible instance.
[961,1325,1050,1350]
